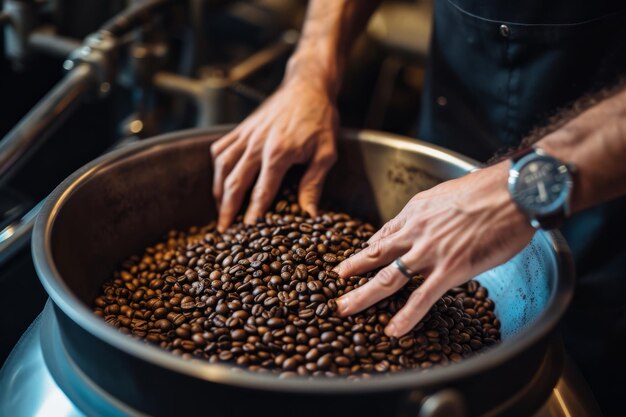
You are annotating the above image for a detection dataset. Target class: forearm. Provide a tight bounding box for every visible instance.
[285,0,381,98]
[536,85,626,212]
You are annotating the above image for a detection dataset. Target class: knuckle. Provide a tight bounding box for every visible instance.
[266,149,285,164]
[318,150,337,167]
[410,287,429,305]
[381,220,396,235]
[213,154,230,173]
[252,185,269,202]
[246,136,265,152]
[412,216,427,230]
[224,175,241,191]
[377,267,398,289]
[210,142,221,158]
[367,240,384,259]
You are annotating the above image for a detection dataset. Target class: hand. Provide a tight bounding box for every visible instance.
[334,162,535,337]
[210,74,338,232]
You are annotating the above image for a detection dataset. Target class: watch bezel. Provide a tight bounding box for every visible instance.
[508,151,573,219]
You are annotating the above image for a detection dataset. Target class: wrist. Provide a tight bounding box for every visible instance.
[476,162,534,232]
[285,48,342,100]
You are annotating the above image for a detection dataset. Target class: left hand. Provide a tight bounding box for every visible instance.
[334,162,535,337]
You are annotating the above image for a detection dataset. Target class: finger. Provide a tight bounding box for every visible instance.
[384,267,448,337]
[334,232,410,279]
[297,143,336,217]
[336,262,410,317]
[367,216,405,245]
[212,138,247,205]
[243,156,292,225]
[336,247,427,317]
[210,127,242,160]
[217,149,262,232]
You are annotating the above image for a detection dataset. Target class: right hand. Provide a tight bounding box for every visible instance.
[211,73,339,232]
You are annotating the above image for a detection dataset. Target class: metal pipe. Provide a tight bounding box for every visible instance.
[29,25,81,58]
[0,131,135,267]
[0,63,96,186]
[0,200,42,266]
[152,71,205,97]
[100,0,171,37]
[153,30,297,125]
[228,30,298,82]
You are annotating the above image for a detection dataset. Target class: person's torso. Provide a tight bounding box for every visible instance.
[418,0,626,160]
[416,4,626,413]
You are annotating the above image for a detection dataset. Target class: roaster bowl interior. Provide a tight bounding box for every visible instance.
[44,128,561,371]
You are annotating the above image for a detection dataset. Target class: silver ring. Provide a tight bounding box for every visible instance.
[393,258,414,279]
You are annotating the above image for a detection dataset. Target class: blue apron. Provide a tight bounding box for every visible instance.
[417,1,626,415]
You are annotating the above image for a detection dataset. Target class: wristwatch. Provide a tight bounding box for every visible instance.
[508,147,575,230]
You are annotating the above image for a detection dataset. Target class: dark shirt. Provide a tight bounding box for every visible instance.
[417,2,626,415]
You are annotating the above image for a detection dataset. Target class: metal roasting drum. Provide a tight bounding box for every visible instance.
[31,127,574,417]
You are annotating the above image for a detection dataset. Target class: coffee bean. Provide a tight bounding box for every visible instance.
[322,253,337,263]
[181,340,196,351]
[298,309,315,320]
[335,356,351,366]
[317,353,332,370]
[315,303,329,318]
[94,196,500,378]
[320,331,336,343]
[155,319,172,331]
[374,360,390,372]
[231,329,247,341]
[267,318,285,328]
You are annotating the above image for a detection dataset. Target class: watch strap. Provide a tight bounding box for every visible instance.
[532,210,565,230]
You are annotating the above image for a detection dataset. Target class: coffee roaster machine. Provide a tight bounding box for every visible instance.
[0,1,608,416]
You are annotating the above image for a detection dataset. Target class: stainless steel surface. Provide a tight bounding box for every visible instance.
[534,358,604,417]
[0,302,601,417]
[30,127,574,416]
[0,133,140,268]
[28,25,81,58]
[0,304,82,417]
[0,200,43,266]
[0,63,96,186]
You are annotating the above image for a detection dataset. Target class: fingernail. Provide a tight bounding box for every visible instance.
[384,322,399,337]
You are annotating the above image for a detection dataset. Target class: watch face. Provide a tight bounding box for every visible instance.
[510,155,572,216]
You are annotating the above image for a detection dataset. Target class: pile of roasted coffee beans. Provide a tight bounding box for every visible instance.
[93,196,500,378]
